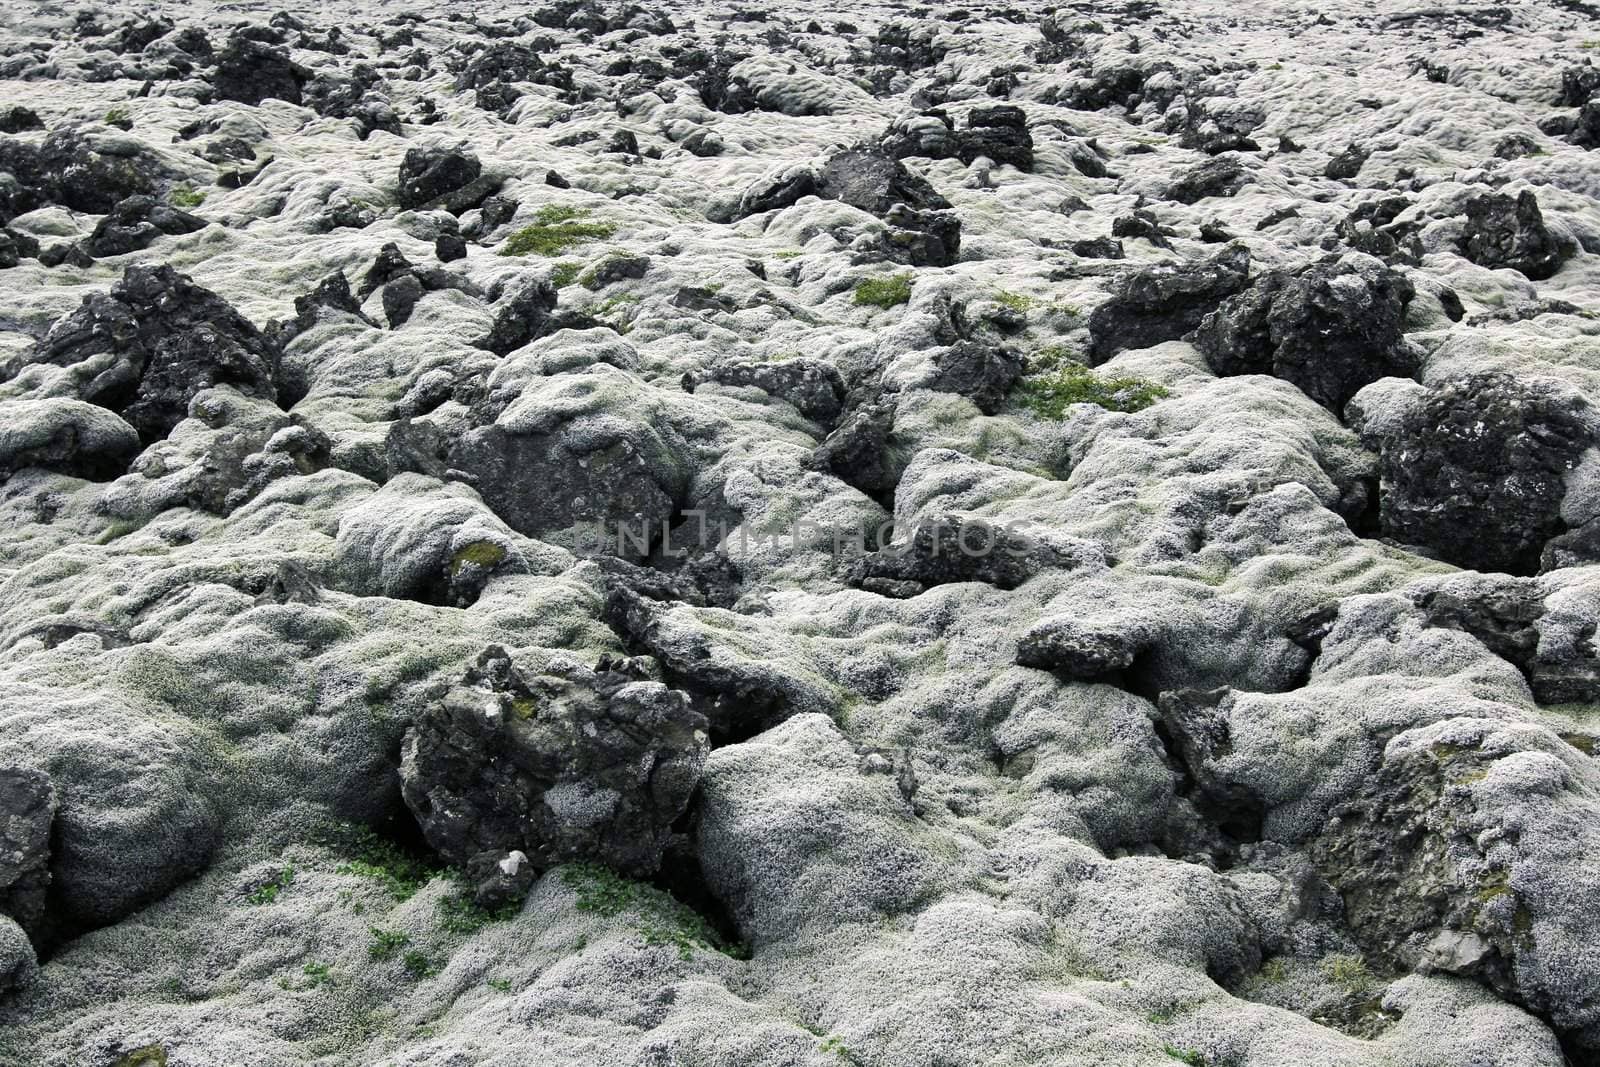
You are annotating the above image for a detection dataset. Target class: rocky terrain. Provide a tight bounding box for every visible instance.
[3,0,1600,1064]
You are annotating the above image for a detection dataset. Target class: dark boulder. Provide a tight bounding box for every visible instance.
[0,106,42,134]
[284,270,375,339]
[1570,99,1600,148]
[881,204,962,267]
[436,233,467,262]
[462,195,518,240]
[476,80,524,118]
[685,357,847,426]
[475,278,558,355]
[581,252,650,289]
[1377,374,1596,575]
[1016,618,1150,679]
[1413,582,1600,704]
[871,21,947,71]
[1178,100,1263,155]
[1192,253,1417,413]
[846,512,1105,597]
[447,421,685,555]
[1111,209,1175,249]
[400,646,708,897]
[1324,144,1370,180]
[357,241,416,299]
[1087,244,1251,362]
[1070,236,1124,259]
[1558,62,1600,107]
[732,166,817,219]
[0,227,39,268]
[956,104,1033,170]
[1458,190,1569,281]
[28,265,280,441]
[397,144,490,211]
[816,147,950,215]
[212,33,309,105]
[456,42,545,90]
[33,126,172,215]
[83,194,205,258]
[0,767,56,935]
[927,340,1025,415]
[1164,154,1251,204]
[806,395,898,499]
[381,274,426,328]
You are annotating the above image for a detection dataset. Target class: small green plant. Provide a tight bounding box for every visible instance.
[170,185,206,208]
[853,273,914,309]
[1014,348,1170,418]
[437,891,519,934]
[96,517,147,544]
[402,950,438,979]
[487,977,513,993]
[1322,953,1373,994]
[103,106,131,126]
[301,961,332,988]
[562,863,741,962]
[111,1046,167,1067]
[549,261,583,287]
[320,822,443,901]
[819,1035,852,1061]
[248,863,295,905]
[993,289,1037,313]
[367,927,410,961]
[1259,957,1287,982]
[499,205,617,257]
[1163,1046,1205,1066]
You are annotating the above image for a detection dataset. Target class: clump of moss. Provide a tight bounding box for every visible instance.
[853,273,914,309]
[437,891,519,934]
[367,927,410,961]
[170,185,206,208]
[1322,953,1374,994]
[549,261,583,288]
[1014,348,1170,418]
[402,949,438,979]
[1163,1046,1205,1066]
[993,289,1037,313]
[499,205,616,257]
[448,541,506,577]
[103,106,132,128]
[247,862,296,905]
[113,1047,167,1067]
[317,822,443,901]
[562,863,743,961]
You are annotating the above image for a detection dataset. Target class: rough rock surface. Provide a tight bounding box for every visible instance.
[1193,253,1417,413]
[1087,243,1251,361]
[400,646,708,897]
[1374,374,1597,576]
[2,2,1600,1066]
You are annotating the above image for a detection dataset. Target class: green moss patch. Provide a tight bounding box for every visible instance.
[1014,348,1170,418]
[499,206,617,257]
[853,273,914,309]
[562,863,744,961]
